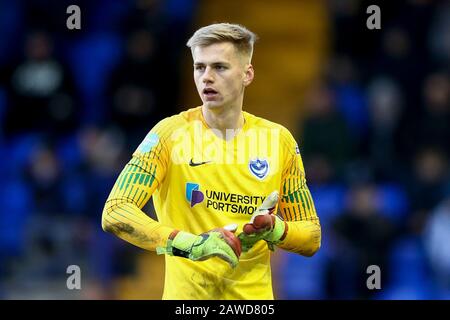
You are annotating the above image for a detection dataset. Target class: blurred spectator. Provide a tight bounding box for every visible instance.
[300,83,355,179]
[304,155,335,187]
[123,0,166,32]
[417,73,449,153]
[428,1,450,68]
[374,27,423,111]
[24,142,66,215]
[327,183,396,299]
[3,30,79,137]
[407,147,448,213]
[107,29,165,147]
[328,0,380,61]
[327,55,369,142]
[366,76,403,180]
[423,196,450,292]
[77,125,128,216]
[396,72,450,164]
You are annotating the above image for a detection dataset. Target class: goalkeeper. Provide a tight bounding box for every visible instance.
[102,23,321,300]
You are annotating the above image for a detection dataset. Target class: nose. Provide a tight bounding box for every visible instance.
[202,67,214,84]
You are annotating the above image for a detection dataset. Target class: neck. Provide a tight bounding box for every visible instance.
[202,103,245,139]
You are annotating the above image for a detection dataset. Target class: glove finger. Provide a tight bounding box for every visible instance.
[258,191,279,211]
[243,222,270,235]
[209,229,242,257]
[214,246,239,268]
[243,223,258,234]
[195,234,239,267]
[221,229,242,257]
[253,214,273,230]
[192,249,237,267]
[239,233,262,251]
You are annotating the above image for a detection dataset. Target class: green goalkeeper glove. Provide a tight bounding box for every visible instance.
[156,225,242,268]
[238,191,287,252]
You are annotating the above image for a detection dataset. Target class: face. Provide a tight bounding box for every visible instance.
[193,42,254,110]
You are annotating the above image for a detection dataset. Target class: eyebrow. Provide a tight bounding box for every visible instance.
[193,61,231,67]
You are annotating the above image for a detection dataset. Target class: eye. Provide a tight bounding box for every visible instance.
[215,65,226,71]
[194,65,205,71]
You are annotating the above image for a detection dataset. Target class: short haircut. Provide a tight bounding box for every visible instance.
[186,23,258,62]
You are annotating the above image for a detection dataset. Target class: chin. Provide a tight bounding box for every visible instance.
[203,102,223,109]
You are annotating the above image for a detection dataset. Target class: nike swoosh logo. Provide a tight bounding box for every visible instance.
[189,159,211,167]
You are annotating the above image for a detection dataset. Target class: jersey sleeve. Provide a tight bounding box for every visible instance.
[111,118,171,208]
[279,128,319,223]
[276,128,321,256]
[101,118,174,250]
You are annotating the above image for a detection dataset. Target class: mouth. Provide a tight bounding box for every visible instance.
[203,88,219,99]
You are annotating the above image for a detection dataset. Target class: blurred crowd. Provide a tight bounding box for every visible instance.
[276,0,450,299]
[0,0,196,298]
[0,0,449,299]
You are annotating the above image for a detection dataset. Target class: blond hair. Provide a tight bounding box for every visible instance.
[186,23,258,62]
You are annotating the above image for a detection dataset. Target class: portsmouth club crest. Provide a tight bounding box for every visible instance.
[248,158,270,180]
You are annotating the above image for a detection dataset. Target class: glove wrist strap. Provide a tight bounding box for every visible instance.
[156,231,198,257]
[267,216,286,245]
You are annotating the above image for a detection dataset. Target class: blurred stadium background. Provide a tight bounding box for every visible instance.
[0,0,449,299]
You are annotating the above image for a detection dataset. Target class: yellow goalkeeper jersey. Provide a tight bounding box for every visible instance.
[104,106,319,299]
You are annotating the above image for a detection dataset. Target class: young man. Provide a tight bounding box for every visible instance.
[102,23,321,299]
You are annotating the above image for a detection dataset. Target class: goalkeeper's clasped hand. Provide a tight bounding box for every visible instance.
[238,191,287,252]
[156,225,242,268]
[157,191,285,267]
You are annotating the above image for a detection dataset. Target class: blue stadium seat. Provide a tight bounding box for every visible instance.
[374,284,435,300]
[0,1,24,65]
[309,184,346,226]
[438,289,450,300]
[334,84,369,136]
[56,134,82,172]
[5,134,44,177]
[376,183,409,224]
[61,174,88,215]
[0,179,33,257]
[277,248,328,299]
[376,236,437,299]
[66,33,123,123]
[164,0,197,21]
[86,0,134,32]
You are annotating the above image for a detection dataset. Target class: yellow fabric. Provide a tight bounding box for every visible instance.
[279,220,321,256]
[102,106,320,299]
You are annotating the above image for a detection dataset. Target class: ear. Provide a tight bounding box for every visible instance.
[243,64,254,87]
